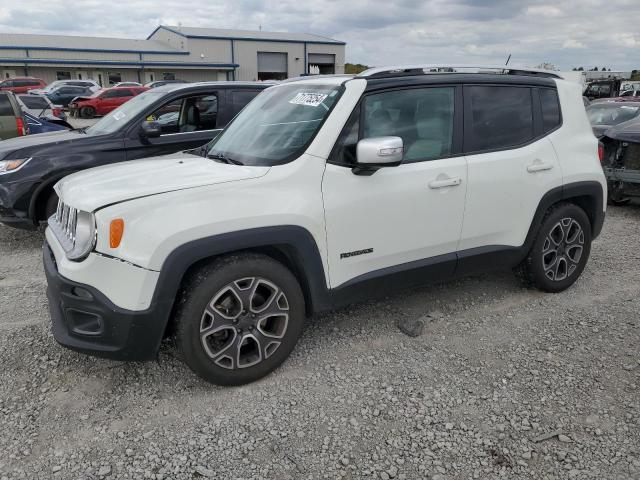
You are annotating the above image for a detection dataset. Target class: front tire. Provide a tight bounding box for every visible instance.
[174,253,305,385]
[80,106,95,119]
[517,203,592,293]
[44,191,59,221]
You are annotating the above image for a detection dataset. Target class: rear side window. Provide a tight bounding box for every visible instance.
[539,88,561,133]
[0,94,14,115]
[466,85,534,152]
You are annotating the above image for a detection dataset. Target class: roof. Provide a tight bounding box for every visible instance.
[0,32,185,54]
[153,25,345,45]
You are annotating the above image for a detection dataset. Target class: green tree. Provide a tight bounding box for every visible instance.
[344,63,369,74]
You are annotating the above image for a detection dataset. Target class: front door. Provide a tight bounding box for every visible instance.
[322,85,468,288]
[124,91,222,160]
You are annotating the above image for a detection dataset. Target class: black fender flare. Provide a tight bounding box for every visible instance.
[144,225,332,351]
[521,180,605,257]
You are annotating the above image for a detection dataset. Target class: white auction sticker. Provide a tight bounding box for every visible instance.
[289,92,328,107]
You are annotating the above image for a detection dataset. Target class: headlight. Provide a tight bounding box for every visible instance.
[0,158,31,175]
[48,200,97,261]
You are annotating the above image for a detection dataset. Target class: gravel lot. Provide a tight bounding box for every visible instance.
[0,204,639,480]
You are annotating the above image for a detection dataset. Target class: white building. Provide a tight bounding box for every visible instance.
[0,26,346,85]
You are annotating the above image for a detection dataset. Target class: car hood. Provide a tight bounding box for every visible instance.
[55,153,270,212]
[0,129,86,159]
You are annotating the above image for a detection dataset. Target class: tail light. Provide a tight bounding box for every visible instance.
[16,116,26,136]
[52,107,63,118]
[598,142,604,163]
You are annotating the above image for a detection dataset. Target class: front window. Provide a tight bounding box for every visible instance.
[586,104,640,126]
[206,84,341,166]
[86,90,165,135]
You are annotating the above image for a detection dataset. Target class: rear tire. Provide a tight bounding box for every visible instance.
[174,253,305,385]
[80,107,95,119]
[516,203,592,293]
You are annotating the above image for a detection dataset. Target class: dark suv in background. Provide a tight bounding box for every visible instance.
[0,82,269,229]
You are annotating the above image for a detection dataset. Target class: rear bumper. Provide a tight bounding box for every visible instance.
[43,241,167,361]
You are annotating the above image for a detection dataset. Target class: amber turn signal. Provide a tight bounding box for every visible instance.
[109,219,125,248]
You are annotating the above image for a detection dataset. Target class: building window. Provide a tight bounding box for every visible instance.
[257,52,287,81]
[162,72,176,80]
[108,72,122,85]
[56,71,71,80]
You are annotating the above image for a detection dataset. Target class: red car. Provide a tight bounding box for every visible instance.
[69,86,148,118]
[0,77,46,94]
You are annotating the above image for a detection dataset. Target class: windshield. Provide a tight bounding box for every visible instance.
[206,83,342,166]
[587,104,640,126]
[86,90,164,135]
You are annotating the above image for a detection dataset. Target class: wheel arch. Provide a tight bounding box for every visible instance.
[29,171,80,224]
[153,226,332,340]
[523,181,605,257]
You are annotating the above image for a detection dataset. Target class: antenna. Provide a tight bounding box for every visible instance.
[505,54,511,66]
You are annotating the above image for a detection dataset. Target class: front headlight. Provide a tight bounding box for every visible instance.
[48,200,97,261]
[0,158,31,175]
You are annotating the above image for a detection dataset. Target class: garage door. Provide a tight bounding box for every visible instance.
[257,52,287,80]
[308,54,335,65]
[308,53,335,75]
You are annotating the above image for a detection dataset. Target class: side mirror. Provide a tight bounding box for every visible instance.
[353,136,403,175]
[140,121,161,139]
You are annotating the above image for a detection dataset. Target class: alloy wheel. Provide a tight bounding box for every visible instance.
[541,217,584,282]
[200,277,290,370]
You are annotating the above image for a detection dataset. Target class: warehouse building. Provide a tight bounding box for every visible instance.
[0,26,345,85]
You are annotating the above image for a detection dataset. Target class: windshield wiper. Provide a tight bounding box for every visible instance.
[207,152,244,165]
[74,126,89,134]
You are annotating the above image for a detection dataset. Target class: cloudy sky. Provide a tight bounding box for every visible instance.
[0,0,638,71]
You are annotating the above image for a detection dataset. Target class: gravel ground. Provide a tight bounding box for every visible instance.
[0,204,639,480]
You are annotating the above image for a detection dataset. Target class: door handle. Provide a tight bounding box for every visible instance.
[428,177,462,189]
[527,162,553,173]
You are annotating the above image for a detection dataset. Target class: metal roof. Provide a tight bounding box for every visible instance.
[155,25,345,45]
[0,33,185,54]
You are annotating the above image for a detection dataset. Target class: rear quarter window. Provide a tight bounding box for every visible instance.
[465,85,534,152]
[539,88,561,133]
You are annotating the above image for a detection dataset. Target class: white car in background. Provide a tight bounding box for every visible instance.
[112,82,142,87]
[27,79,100,95]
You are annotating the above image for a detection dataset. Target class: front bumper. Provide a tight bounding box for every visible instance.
[44,241,167,361]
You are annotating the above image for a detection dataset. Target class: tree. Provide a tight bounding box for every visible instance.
[344,63,369,74]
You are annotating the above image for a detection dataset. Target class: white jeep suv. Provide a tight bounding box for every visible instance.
[44,65,606,385]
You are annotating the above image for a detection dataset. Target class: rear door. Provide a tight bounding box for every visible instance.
[458,84,563,265]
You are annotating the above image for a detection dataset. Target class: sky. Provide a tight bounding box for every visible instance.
[0,0,638,71]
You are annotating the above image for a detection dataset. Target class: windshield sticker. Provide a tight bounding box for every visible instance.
[289,92,328,107]
[113,111,126,121]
